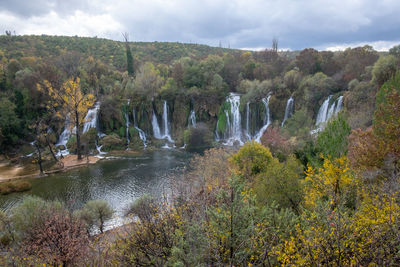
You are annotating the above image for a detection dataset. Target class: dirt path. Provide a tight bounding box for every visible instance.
[0,155,101,182]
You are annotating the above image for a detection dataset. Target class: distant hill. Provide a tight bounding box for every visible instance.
[0,35,241,70]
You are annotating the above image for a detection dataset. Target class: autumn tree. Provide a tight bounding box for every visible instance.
[22,211,89,266]
[38,77,95,160]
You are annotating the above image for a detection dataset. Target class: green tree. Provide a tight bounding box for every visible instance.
[254,155,303,212]
[123,33,134,76]
[0,97,20,148]
[78,199,114,234]
[372,55,398,86]
[315,113,351,159]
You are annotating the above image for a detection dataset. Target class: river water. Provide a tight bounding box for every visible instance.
[0,150,190,229]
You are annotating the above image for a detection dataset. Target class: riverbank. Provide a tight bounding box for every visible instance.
[0,154,101,183]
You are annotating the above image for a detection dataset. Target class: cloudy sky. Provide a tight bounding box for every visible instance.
[1,0,399,51]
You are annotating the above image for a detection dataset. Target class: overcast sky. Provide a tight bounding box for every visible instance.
[1,0,399,51]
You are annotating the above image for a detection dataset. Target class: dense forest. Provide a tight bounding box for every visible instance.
[1,35,400,265]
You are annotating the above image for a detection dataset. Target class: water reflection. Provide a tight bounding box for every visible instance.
[0,150,190,228]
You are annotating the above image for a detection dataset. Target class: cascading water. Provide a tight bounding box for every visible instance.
[223,93,243,146]
[254,95,271,143]
[125,100,130,145]
[312,95,344,134]
[133,107,147,147]
[335,96,343,114]
[315,96,332,126]
[162,101,174,143]
[56,114,72,157]
[152,111,162,139]
[188,110,196,127]
[152,101,174,147]
[281,97,294,127]
[245,102,252,141]
[83,102,101,133]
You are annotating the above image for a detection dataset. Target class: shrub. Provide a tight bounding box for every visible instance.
[183,123,213,152]
[100,134,125,151]
[0,180,32,195]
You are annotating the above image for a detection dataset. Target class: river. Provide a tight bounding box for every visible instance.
[0,149,190,229]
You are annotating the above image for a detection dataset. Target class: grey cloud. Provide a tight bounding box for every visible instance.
[1,0,400,50]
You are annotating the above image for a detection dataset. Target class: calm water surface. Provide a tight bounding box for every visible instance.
[0,149,190,228]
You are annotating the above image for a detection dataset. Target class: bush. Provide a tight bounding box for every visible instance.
[100,134,125,151]
[184,123,213,152]
[77,199,114,234]
[0,180,32,195]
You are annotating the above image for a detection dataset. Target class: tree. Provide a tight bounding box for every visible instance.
[123,33,134,76]
[315,113,351,159]
[38,77,95,160]
[22,211,89,266]
[230,141,273,181]
[78,199,114,234]
[371,55,398,86]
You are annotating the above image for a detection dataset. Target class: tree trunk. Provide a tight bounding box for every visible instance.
[75,109,82,160]
[35,142,44,174]
[46,135,58,162]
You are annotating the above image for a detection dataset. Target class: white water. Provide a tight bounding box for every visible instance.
[281,97,294,127]
[162,101,174,143]
[83,102,101,134]
[152,101,174,145]
[222,93,243,146]
[133,108,147,147]
[95,141,107,158]
[56,115,72,157]
[254,95,271,143]
[315,96,332,126]
[188,110,196,127]
[245,102,252,141]
[152,111,162,139]
[125,100,130,145]
[312,95,344,134]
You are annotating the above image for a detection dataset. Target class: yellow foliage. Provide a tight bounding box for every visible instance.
[304,156,354,208]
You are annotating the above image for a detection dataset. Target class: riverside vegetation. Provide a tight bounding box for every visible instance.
[0,35,400,265]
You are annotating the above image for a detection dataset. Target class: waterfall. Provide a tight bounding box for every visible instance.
[245,102,252,141]
[125,100,130,145]
[152,101,174,145]
[56,115,72,148]
[188,110,196,127]
[281,97,294,127]
[83,102,101,133]
[254,95,271,143]
[55,114,72,157]
[152,111,162,139]
[312,95,344,134]
[335,96,344,114]
[223,93,243,146]
[95,141,107,158]
[133,108,147,147]
[315,96,332,126]
[162,101,174,143]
